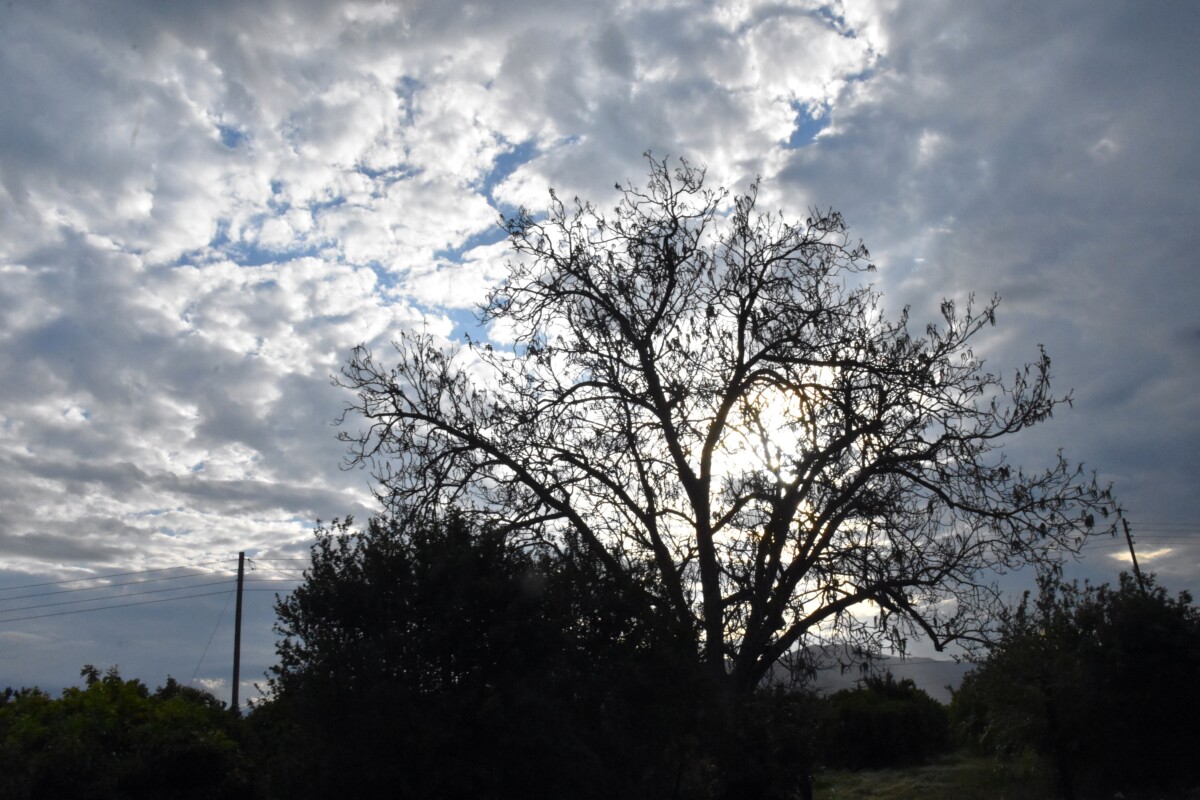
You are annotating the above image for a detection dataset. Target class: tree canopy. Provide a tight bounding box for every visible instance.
[0,667,247,800]
[339,155,1115,694]
[265,513,708,799]
[952,573,1200,797]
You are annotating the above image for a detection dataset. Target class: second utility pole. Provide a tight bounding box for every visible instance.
[231,551,245,714]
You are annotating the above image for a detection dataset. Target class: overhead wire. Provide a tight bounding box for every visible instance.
[0,578,238,614]
[247,560,306,580]
[0,560,234,592]
[1,556,303,705]
[1,521,1186,620]
[0,589,237,623]
[190,587,236,686]
[0,558,307,623]
[0,566,235,602]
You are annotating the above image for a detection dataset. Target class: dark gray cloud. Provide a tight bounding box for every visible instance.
[0,529,134,564]
[777,2,1200,540]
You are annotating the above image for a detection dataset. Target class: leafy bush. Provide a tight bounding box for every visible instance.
[951,572,1200,796]
[715,686,826,800]
[0,667,249,800]
[822,672,951,769]
[261,512,706,800]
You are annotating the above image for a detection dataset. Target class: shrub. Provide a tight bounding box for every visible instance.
[0,667,249,800]
[822,672,951,769]
[951,572,1200,796]
[261,513,705,800]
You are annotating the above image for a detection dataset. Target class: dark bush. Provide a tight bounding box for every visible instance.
[0,667,250,800]
[822,672,951,769]
[715,686,826,800]
[950,572,1200,797]
[261,512,706,800]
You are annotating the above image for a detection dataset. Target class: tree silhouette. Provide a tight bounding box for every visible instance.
[0,667,248,800]
[264,513,707,799]
[823,672,950,770]
[952,572,1200,797]
[338,155,1115,700]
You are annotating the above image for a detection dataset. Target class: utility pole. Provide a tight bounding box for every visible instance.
[231,551,245,714]
[1121,518,1146,595]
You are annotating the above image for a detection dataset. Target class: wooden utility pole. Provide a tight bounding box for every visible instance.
[1121,519,1146,595]
[231,551,245,714]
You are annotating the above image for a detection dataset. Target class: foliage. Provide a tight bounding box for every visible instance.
[716,685,827,800]
[0,666,249,800]
[338,154,1115,702]
[822,672,951,770]
[815,750,1058,800]
[951,572,1200,796]
[263,511,709,800]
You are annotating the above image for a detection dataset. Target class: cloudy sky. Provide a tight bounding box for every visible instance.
[2,0,1198,706]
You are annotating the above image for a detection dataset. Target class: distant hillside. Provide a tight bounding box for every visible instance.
[768,648,975,704]
[815,656,973,704]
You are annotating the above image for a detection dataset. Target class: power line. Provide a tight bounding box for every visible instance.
[0,579,237,614]
[0,588,237,623]
[0,577,295,615]
[0,560,235,592]
[1124,542,1200,546]
[191,588,235,686]
[0,567,235,601]
[1082,535,1198,546]
[1131,528,1200,533]
[248,561,305,579]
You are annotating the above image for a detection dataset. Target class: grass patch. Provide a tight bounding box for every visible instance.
[814,750,1056,800]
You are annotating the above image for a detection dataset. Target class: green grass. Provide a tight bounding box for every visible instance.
[814,751,1200,800]
[813,750,1057,800]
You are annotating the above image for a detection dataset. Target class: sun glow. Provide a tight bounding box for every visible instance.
[711,381,824,487]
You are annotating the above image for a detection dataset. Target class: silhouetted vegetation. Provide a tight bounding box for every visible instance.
[13,566,1200,799]
[330,155,1116,796]
[716,686,827,800]
[3,158,1146,799]
[338,155,1115,715]
[952,572,1200,798]
[0,666,250,800]
[815,750,1059,800]
[823,672,951,770]
[259,511,710,799]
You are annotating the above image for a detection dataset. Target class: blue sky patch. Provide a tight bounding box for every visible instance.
[395,76,422,126]
[480,139,538,208]
[217,125,247,149]
[788,103,827,148]
[433,224,508,266]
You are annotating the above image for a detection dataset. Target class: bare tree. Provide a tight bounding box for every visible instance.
[338,155,1115,696]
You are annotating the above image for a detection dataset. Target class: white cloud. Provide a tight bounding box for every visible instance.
[1,0,1198,705]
